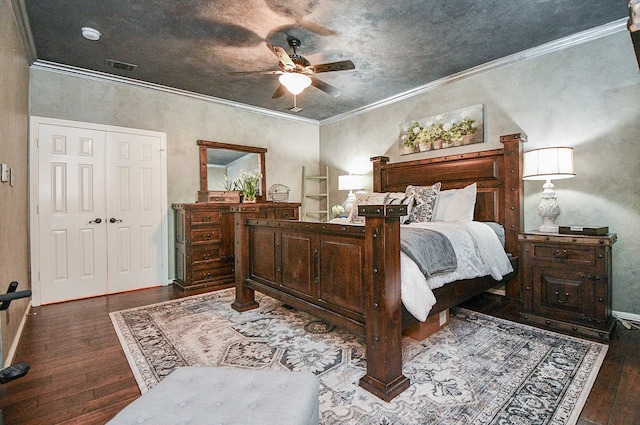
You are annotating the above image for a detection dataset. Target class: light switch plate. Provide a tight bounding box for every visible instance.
[1,164,8,182]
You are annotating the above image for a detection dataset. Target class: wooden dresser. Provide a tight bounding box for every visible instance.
[519,231,616,341]
[173,202,300,290]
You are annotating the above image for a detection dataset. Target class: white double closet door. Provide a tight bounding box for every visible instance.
[30,117,169,305]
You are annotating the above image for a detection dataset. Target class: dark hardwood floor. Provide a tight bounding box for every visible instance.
[1,287,638,424]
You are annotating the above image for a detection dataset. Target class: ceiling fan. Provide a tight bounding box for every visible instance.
[247,36,355,99]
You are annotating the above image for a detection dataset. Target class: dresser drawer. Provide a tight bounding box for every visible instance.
[272,207,299,220]
[191,266,235,283]
[190,228,222,243]
[527,243,596,268]
[191,247,234,268]
[191,209,223,225]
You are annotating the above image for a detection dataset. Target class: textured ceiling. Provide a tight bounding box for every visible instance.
[23,0,627,121]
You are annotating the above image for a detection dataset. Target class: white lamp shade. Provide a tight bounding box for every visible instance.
[522,147,575,180]
[279,73,312,95]
[338,175,363,191]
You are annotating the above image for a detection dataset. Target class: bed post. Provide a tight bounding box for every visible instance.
[231,206,260,312]
[370,156,389,193]
[500,133,525,299]
[358,204,411,402]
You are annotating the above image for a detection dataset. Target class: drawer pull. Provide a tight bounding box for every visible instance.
[203,273,213,279]
[553,249,569,259]
[554,290,570,304]
[202,253,211,260]
[202,234,212,241]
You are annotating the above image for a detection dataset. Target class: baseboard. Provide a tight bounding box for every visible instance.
[613,310,640,327]
[4,304,31,367]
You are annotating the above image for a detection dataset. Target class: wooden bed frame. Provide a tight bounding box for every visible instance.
[231,133,524,401]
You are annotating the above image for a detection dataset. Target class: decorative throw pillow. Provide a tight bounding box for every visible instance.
[433,182,477,222]
[348,193,388,224]
[404,183,441,223]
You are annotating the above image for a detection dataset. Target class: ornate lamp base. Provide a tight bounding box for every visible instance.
[537,179,561,233]
[344,191,356,215]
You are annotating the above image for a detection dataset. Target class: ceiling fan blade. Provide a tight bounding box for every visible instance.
[311,77,342,97]
[272,84,287,99]
[308,60,355,74]
[267,44,295,70]
[230,70,282,75]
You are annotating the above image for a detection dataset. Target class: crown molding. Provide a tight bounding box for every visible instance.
[30,61,321,125]
[10,0,38,63]
[320,19,628,126]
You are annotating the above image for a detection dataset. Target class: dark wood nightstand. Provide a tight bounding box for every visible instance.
[519,231,616,341]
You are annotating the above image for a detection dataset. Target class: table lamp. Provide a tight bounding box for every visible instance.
[338,174,363,214]
[522,146,575,232]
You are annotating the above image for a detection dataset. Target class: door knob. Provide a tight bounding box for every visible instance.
[109,218,123,223]
[89,218,102,224]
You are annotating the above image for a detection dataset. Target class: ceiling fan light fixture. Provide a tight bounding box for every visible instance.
[279,73,312,95]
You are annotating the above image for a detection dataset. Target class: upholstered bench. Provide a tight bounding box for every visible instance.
[107,367,319,425]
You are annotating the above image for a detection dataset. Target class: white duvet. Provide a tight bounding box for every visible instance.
[400,221,513,321]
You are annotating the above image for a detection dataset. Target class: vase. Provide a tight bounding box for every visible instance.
[462,133,476,145]
[452,138,463,147]
[399,145,417,155]
[432,139,443,149]
[419,141,432,152]
[242,197,256,203]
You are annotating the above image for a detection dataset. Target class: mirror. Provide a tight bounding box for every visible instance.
[198,140,267,202]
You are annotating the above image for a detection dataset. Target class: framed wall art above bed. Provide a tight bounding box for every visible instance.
[399,104,484,155]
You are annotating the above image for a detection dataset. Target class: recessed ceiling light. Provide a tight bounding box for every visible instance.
[81,27,101,41]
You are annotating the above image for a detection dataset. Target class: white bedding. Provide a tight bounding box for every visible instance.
[400,221,513,321]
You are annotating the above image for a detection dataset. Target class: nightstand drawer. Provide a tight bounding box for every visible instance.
[527,243,596,268]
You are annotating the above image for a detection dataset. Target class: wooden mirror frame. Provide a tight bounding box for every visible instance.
[197,140,267,202]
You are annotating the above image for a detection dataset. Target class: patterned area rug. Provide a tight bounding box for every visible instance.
[110,289,607,425]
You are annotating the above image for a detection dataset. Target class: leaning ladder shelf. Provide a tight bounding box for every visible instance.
[302,165,329,222]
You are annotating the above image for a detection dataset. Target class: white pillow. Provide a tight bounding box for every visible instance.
[433,183,477,222]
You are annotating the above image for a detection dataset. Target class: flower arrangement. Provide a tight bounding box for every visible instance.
[331,205,346,218]
[224,169,262,202]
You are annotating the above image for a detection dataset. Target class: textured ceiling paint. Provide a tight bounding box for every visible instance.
[24,0,627,120]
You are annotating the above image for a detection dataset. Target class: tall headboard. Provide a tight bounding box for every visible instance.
[371,133,525,298]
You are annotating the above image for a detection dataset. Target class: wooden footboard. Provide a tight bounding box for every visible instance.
[231,134,524,401]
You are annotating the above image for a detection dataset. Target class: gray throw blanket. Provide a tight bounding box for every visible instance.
[400,227,457,278]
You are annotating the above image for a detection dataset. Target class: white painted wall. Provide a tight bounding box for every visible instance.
[320,29,640,315]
